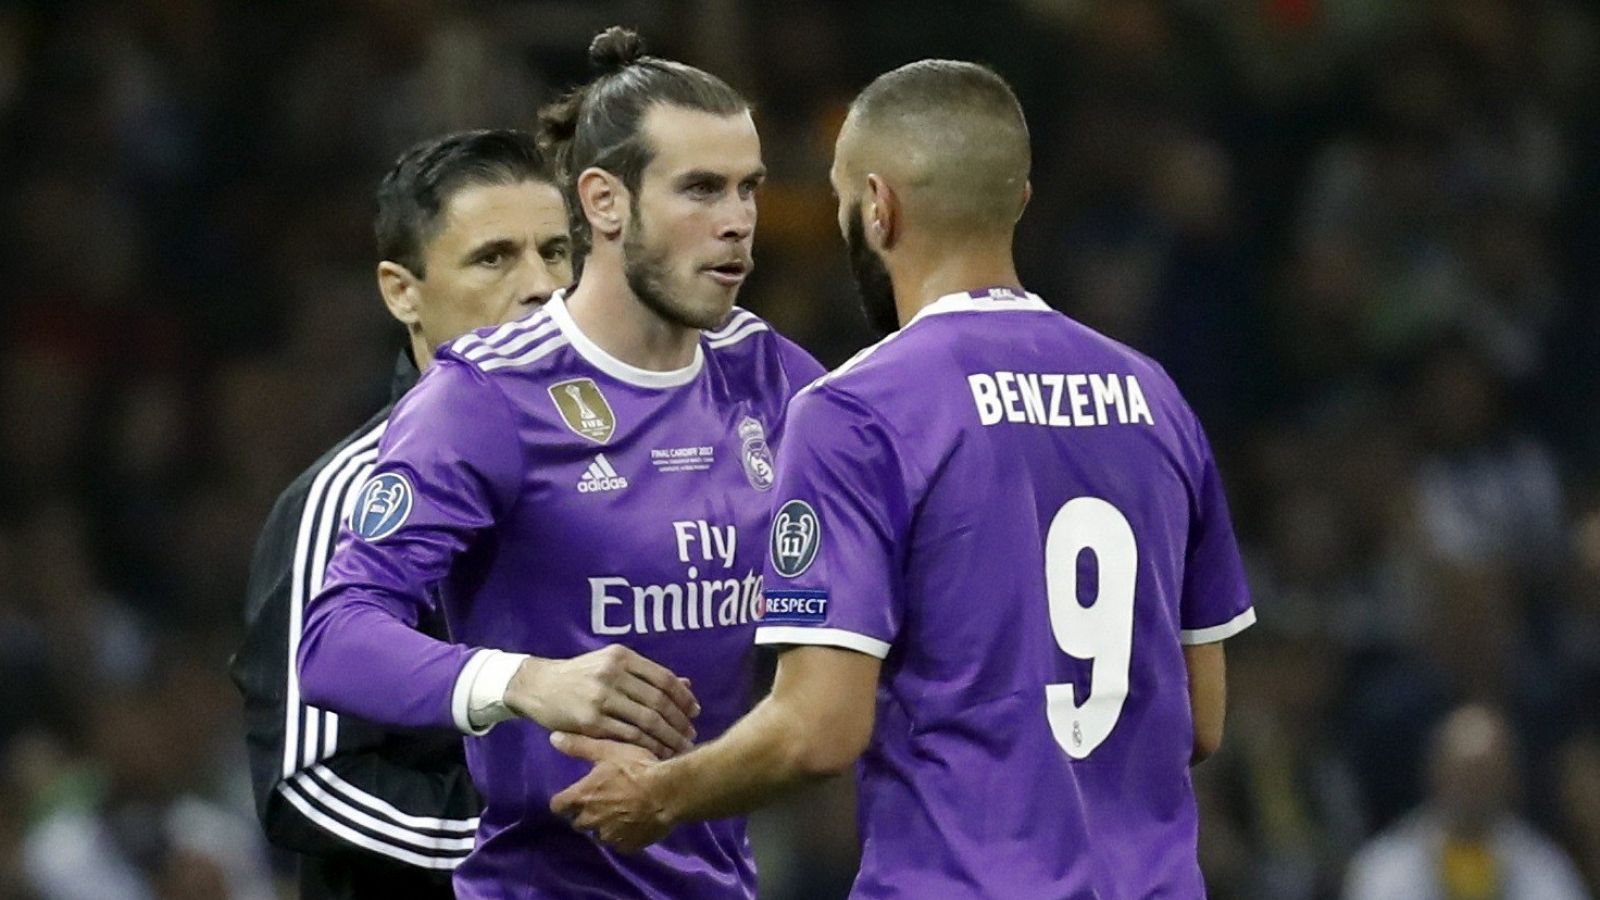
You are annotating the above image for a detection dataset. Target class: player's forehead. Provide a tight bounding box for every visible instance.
[639,104,762,183]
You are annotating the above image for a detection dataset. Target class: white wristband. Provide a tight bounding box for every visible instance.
[452,649,530,735]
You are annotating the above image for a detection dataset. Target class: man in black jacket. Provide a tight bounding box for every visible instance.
[230,129,577,898]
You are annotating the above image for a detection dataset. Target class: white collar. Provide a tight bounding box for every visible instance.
[547,290,705,389]
[905,286,1051,328]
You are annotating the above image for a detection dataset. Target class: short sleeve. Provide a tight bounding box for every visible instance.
[755,385,910,659]
[773,333,827,399]
[1179,425,1254,644]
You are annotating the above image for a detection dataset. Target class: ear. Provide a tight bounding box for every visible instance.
[1018,179,1033,222]
[577,167,628,241]
[864,173,900,251]
[377,261,422,329]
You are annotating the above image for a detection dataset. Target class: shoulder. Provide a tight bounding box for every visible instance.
[799,317,944,406]
[702,307,826,393]
[437,307,568,378]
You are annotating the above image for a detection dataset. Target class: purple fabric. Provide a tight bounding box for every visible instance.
[757,289,1252,899]
[299,298,823,898]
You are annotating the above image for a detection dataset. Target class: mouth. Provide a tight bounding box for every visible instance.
[702,259,751,287]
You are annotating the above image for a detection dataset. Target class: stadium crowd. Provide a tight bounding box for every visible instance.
[0,1,1596,897]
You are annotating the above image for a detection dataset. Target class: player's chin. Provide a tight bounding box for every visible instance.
[687,281,739,324]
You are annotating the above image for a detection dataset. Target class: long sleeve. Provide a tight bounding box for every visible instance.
[297,356,526,733]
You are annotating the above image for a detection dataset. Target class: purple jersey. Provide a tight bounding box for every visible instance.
[757,288,1253,899]
[298,293,823,899]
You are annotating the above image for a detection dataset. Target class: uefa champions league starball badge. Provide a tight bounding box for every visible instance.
[738,416,775,491]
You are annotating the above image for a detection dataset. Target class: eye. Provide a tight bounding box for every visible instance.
[477,249,508,268]
[541,245,570,264]
[738,179,761,200]
[686,181,719,199]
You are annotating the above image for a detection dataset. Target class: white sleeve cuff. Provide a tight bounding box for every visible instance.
[1180,607,1256,645]
[754,626,892,659]
[451,649,528,735]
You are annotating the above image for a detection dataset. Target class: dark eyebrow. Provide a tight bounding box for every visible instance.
[461,237,519,266]
[744,167,768,183]
[675,170,727,189]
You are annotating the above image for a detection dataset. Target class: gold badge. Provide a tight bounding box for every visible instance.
[548,378,616,443]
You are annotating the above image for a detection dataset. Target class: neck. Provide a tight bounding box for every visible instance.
[889,236,1023,326]
[563,247,700,371]
[409,334,434,372]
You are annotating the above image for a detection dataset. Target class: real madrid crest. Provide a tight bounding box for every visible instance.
[738,416,775,491]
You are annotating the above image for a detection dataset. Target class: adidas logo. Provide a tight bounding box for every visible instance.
[577,454,629,494]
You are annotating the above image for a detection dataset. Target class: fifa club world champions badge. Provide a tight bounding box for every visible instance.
[549,377,616,443]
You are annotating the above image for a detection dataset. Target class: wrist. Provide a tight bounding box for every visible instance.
[506,656,553,722]
[646,757,686,827]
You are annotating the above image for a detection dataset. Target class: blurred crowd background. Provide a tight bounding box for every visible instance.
[1,0,1598,898]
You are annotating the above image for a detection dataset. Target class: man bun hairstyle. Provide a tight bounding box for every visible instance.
[537,26,748,244]
[588,25,645,76]
[375,129,558,277]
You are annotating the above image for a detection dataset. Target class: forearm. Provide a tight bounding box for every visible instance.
[298,591,477,732]
[652,693,825,824]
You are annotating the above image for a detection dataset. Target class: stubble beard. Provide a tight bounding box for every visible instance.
[622,208,729,331]
[847,206,900,336]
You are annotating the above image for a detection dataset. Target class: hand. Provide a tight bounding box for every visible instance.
[549,733,672,852]
[504,646,700,758]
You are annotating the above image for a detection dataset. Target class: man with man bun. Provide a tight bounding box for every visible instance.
[296,26,822,899]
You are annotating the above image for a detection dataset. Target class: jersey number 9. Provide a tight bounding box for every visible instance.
[1044,497,1136,760]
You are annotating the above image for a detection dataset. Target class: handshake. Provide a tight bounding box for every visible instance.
[503,644,689,852]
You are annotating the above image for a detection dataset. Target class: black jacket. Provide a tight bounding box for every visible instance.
[230,353,480,899]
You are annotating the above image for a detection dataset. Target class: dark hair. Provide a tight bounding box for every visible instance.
[848,60,1031,229]
[537,27,747,225]
[374,129,558,277]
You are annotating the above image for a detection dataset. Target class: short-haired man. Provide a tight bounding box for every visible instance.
[552,61,1255,899]
[295,29,823,899]
[233,128,596,898]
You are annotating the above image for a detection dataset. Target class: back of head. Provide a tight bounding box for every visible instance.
[375,129,555,277]
[537,27,748,245]
[844,60,1031,233]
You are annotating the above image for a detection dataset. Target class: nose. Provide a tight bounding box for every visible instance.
[516,252,572,306]
[717,195,756,243]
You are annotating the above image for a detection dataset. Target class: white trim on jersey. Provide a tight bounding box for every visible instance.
[905,289,1051,325]
[547,292,704,388]
[476,335,570,373]
[450,307,552,357]
[706,319,769,348]
[1179,607,1257,645]
[704,307,757,340]
[754,625,892,659]
[463,317,558,362]
[282,418,479,863]
[595,454,619,477]
[799,289,1052,399]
